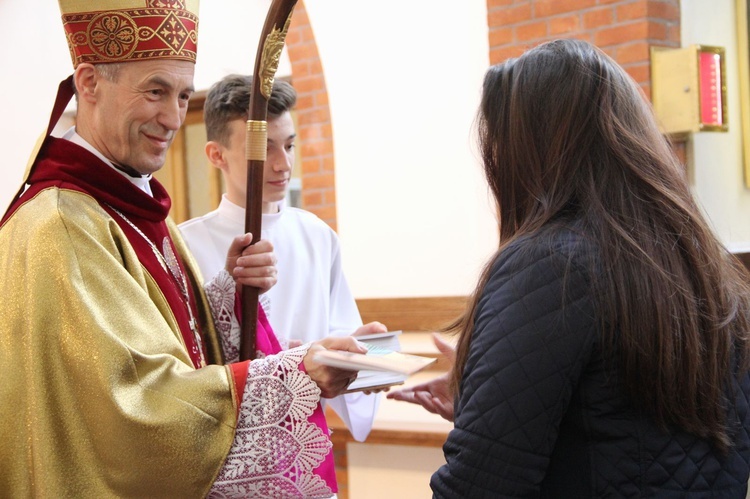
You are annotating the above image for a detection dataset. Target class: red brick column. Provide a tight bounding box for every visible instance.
[286,0,338,230]
[486,0,681,98]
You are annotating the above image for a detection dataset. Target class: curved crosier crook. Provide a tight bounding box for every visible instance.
[240,0,299,361]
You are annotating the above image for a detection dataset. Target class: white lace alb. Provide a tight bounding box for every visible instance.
[208,346,334,498]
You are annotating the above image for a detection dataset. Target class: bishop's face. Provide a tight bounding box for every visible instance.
[89,59,195,175]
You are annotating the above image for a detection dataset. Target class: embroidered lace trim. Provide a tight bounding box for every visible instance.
[205,270,279,362]
[209,346,334,498]
[205,269,241,363]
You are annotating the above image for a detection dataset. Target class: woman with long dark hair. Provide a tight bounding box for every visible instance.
[390,39,750,497]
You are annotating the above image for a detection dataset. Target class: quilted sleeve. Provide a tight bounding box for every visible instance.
[432,237,598,498]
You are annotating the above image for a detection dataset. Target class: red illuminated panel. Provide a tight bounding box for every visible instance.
[699,52,723,126]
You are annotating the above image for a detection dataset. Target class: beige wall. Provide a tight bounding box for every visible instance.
[347,443,446,498]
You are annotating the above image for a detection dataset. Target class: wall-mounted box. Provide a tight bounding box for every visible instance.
[651,45,728,134]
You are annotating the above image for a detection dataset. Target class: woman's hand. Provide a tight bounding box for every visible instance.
[386,333,456,421]
[387,372,455,421]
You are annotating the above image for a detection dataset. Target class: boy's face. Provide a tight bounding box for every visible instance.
[218,111,296,213]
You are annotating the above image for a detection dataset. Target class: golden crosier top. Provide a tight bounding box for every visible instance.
[57,0,200,67]
[259,11,294,99]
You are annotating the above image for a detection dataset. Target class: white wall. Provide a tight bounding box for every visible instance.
[681,0,750,248]
[194,0,293,91]
[0,2,72,199]
[304,1,495,298]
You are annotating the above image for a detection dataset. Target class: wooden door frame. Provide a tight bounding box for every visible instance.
[160,92,223,223]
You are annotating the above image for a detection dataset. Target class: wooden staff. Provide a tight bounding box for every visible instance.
[240,0,298,361]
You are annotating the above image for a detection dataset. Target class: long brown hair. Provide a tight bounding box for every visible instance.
[452,39,750,452]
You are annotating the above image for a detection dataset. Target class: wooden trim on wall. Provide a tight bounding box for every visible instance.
[734,251,750,272]
[166,128,188,223]
[737,0,750,187]
[188,90,206,113]
[356,296,468,333]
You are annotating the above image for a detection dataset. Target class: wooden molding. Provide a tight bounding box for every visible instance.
[734,252,750,273]
[356,296,468,332]
[327,407,449,448]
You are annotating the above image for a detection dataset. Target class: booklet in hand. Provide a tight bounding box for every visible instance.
[313,330,437,392]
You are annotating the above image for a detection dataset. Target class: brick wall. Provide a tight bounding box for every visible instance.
[286,0,338,230]
[486,0,681,99]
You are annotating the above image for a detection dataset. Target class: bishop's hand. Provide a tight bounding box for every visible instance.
[303,336,368,398]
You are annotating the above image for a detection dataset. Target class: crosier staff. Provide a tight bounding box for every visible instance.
[240,0,298,361]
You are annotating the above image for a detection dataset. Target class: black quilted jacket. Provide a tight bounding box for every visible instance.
[432,226,750,498]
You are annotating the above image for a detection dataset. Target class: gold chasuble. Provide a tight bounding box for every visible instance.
[0,138,237,497]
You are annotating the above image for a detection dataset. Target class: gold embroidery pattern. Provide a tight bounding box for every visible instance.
[89,14,138,60]
[155,11,189,52]
[147,0,186,7]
